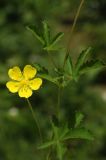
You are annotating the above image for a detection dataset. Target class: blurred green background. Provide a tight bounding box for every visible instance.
[0,0,106,159]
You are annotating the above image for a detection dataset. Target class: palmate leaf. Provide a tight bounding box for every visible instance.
[51,122,67,160]
[33,63,59,85]
[26,25,45,45]
[79,60,105,74]
[75,47,92,74]
[63,128,94,141]
[37,70,70,87]
[38,123,67,160]
[65,47,105,82]
[38,123,94,160]
[27,21,64,51]
[44,32,64,51]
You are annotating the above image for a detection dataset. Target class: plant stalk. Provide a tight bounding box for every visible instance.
[26,98,42,142]
[63,0,85,69]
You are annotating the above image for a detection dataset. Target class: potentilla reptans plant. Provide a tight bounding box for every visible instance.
[6,0,105,159]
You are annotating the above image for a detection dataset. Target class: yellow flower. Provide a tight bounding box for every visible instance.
[6,65,42,98]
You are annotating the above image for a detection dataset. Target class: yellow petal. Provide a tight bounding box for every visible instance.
[18,85,32,98]
[8,66,23,81]
[23,65,37,80]
[29,78,42,90]
[6,81,20,93]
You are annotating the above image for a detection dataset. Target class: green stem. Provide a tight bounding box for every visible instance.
[26,98,42,142]
[63,0,85,69]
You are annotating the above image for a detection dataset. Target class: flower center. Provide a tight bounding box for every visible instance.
[20,79,29,86]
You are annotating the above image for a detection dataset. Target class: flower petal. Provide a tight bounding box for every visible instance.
[29,78,42,90]
[23,65,37,80]
[8,66,23,81]
[6,81,20,93]
[18,85,32,98]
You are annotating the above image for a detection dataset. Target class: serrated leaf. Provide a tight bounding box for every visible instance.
[75,112,84,128]
[26,25,45,45]
[79,60,105,74]
[75,47,92,73]
[33,64,59,85]
[63,128,94,141]
[50,32,64,47]
[38,140,56,149]
[42,21,50,45]
[34,64,48,74]
[33,63,45,72]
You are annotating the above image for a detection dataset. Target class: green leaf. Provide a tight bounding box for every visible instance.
[33,63,60,85]
[38,140,56,149]
[63,128,94,141]
[50,32,64,47]
[38,73,59,85]
[38,122,67,160]
[57,143,66,160]
[51,122,58,139]
[75,112,84,128]
[51,123,67,160]
[59,124,69,140]
[75,47,92,73]
[27,22,64,51]
[68,55,73,75]
[43,32,64,51]
[26,25,45,45]
[42,21,50,45]
[51,123,69,141]
[79,60,105,74]
[33,63,47,72]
